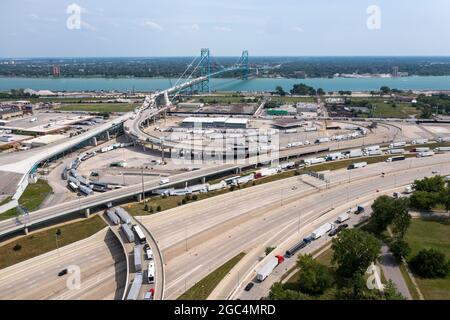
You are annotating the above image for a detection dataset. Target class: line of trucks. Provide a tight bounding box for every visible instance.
[255,206,364,283]
[304,141,450,167]
[287,127,367,149]
[105,207,157,300]
[153,162,297,197]
[62,149,125,195]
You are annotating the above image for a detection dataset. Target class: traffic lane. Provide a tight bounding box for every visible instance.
[0,164,238,235]
[0,232,123,299]
[235,205,375,300]
[0,228,125,300]
[143,154,450,255]
[142,178,314,252]
[162,162,450,299]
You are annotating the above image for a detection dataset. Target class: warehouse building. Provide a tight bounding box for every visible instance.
[0,106,23,120]
[181,117,248,129]
[21,134,67,148]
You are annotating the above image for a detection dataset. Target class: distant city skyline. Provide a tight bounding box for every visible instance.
[1,0,450,58]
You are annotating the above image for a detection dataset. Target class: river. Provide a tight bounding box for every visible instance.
[1,76,450,92]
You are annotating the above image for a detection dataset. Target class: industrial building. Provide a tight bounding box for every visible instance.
[21,134,67,148]
[181,117,248,129]
[0,106,23,120]
[271,119,305,130]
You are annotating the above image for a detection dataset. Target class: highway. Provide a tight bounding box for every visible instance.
[0,164,238,237]
[139,154,450,299]
[0,125,401,238]
[0,227,126,300]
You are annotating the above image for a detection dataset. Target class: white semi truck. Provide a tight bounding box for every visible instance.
[311,223,334,239]
[256,256,284,282]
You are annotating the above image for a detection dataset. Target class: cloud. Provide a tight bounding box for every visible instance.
[182,24,200,31]
[143,20,163,31]
[293,26,304,33]
[29,13,39,20]
[81,21,97,32]
[214,26,232,32]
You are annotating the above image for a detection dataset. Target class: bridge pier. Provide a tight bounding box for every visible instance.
[24,227,29,235]
[84,208,90,218]
[106,130,110,141]
[136,194,142,202]
[91,137,98,147]
[202,177,206,184]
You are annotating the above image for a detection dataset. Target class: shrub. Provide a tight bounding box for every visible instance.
[409,249,450,278]
[13,244,22,251]
[156,205,162,212]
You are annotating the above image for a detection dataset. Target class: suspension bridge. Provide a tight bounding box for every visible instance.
[124,48,252,147]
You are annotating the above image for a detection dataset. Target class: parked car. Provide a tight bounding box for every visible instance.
[244,282,254,292]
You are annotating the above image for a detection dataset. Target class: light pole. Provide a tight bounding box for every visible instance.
[141,167,145,204]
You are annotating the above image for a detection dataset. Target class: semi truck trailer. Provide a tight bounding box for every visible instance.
[256,255,284,282]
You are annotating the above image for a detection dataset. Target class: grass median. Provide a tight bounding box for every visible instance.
[0,215,106,270]
[177,252,246,300]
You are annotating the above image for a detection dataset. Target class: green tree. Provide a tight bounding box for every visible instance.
[384,280,405,300]
[370,196,409,235]
[392,209,411,239]
[317,88,325,96]
[380,86,391,95]
[409,191,439,211]
[335,273,381,300]
[413,176,445,193]
[332,229,381,278]
[409,249,450,278]
[275,86,286,96]
[290,83,316,96]
[296,254,333,295]
[265,246,275,256]
[389,238,411,261]
[269,282,311,300]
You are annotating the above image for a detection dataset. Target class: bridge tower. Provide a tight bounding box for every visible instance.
[241,50,249,80]
[200,48,210,92]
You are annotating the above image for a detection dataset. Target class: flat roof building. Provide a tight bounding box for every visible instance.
[22,134,67,148]
[181,117,248,129]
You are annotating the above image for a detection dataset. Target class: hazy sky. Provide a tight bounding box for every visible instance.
[1,0,450,57]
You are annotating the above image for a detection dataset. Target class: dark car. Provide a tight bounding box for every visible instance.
[144,243,150,250]
[355,206,365,214]
[58,269,68,277]
[337,224,349,232]
[244,282,254,292]
[328,229,338,237]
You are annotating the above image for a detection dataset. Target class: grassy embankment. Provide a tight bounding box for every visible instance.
[0,215,106,270]
[0,179,52,221]
[177,252,246,300]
